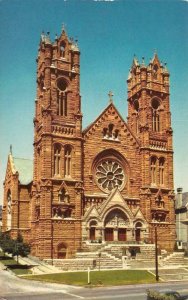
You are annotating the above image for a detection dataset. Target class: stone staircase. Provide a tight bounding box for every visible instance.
[162,252,188,267]
[134,245,155,261]
[43,244,188,272]
[76,249,123,270]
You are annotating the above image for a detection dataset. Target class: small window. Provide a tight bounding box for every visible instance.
[151,156,157,185]
[58,188,69,203]
[134,100,139,112]
[60,42,66,58]
[7,190,12,229]
[57,78,68,116]
[54,144,61,176]
[153,64,158,79]
[64,146,72,177]
[152,98,160,132]
[159,157,165,185]
[108,124,114,138]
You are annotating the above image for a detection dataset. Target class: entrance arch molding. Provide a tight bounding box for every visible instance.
[101,205,134,227]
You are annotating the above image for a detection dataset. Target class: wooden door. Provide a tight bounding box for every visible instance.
[58,250,66,259]
[90,227,96,240]
[105,228,114,241]
[135,228,141,242]
[118,228,126,241]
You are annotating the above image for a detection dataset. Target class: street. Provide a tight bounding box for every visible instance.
[0,268,188,300]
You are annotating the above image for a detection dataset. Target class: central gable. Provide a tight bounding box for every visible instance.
[83,102,139,147]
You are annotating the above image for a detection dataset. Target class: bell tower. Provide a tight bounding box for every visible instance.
[127,53,175,251]
[31,27,83,259]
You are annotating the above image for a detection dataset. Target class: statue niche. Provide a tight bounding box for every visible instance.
[58,188,70,203]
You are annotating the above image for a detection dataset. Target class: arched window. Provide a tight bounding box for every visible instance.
[155,195,165,208]
[152,98,160,132]
[108,123,114,138]
[135,115,139,134]
[89,220,97,241]
[134,99,139,112]
[57,78,68,116]
[7,190,12,230]
[57,242,67,259]
[60,42,66,58]
[153,64,158,80]
[159,157,165,185]
[57,92,67,116]
[58,188,69,203]
[135,222,142,242]
[54,144,61,176]
[64,146,72,177]
[151,156,157,185]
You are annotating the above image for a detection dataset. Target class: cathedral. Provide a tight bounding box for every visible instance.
[2,27,176,260]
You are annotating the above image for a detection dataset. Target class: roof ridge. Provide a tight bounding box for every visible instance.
[13,157,33,161]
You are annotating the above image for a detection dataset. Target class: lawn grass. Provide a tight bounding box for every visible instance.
[22,269,156,286]
[0,252,32,275]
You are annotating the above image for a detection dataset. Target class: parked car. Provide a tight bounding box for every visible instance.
[147,289,188,300]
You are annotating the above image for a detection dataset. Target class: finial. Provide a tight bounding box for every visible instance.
[55,33,58,40]
[142,57,145,65]
[75,36,78,45]
[164,62,168,73]
[62,23,66,32]
[154,49,157,55]
[108,91,114,103]
[10,144,12,155]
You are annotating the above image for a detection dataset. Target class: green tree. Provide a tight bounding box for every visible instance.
[0,232,30,263]
[11,233,30,263]
[0,232,14,255]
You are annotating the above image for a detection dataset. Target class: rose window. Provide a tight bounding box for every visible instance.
[95,160,125,192]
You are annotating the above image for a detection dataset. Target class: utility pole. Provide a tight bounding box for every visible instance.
[155,227,159,281]
[51,221,54,265]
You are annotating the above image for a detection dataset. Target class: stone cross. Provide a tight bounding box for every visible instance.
[108,91,114,103]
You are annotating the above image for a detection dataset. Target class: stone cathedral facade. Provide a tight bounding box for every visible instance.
[2,28,176,260]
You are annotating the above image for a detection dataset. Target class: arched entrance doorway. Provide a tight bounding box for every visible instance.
[57,243,67,259]
[135,222,142,242]
[89,220,97,241]
[104,209,129,242]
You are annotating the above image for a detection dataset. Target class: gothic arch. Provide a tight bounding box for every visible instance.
[88,219,98,241]
[53,143,62,176]
[64,144,73,177]
[102,207,132,242]
[101,204,133,223]
[7,189,12,230]
[151,97,163,132]
[57,242,67,259]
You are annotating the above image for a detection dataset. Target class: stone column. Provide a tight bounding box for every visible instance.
[114,228,118,241]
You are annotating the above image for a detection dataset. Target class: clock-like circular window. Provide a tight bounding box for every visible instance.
[95,159,125,192]
[57,78,67,91]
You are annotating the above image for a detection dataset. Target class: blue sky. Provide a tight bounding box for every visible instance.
[0,0,188,203]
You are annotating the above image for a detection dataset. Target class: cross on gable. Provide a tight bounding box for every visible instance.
[108,91,114,103]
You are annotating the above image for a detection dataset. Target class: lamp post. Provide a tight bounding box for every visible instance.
[51,221,54,265]
[98,252,101,271]
[155,227,159,282]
